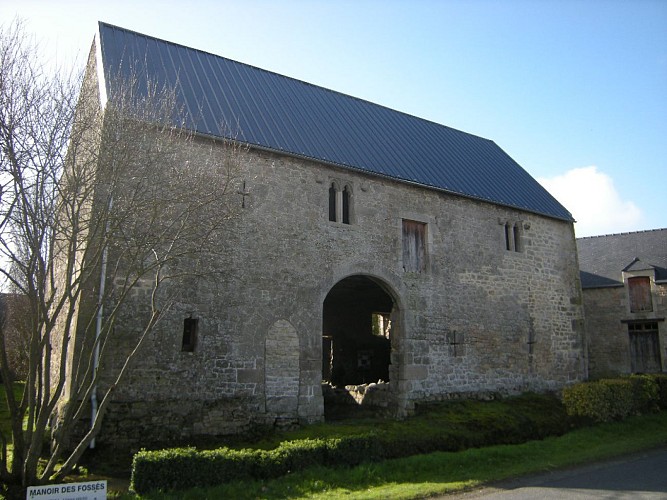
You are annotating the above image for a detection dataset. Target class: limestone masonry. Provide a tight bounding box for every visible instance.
[59,23,587,448]
[91,145,586,446]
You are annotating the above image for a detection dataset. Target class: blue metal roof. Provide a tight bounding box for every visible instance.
[97,22,574,222]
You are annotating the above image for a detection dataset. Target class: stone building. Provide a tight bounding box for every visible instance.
[0,293,29,382]
[577,229,667,378]
[63,22,587,447]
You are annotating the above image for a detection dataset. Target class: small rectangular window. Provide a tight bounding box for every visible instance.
[628,277,652,312]
[402,219,426,272]
[182,317,199,352]
[504,223,512,251]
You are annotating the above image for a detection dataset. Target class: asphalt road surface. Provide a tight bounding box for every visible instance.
[442,447,667,499]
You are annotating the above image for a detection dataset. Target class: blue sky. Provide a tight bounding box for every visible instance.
[3,0,666,237]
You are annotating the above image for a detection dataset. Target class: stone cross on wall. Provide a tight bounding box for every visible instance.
[447,331,464,357]
[238,180,250,208]
[527,329,536,356]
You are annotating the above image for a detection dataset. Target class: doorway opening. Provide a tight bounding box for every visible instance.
[322,275,396,418]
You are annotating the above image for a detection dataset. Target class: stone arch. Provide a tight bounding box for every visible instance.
[322,274,401,386]
[265,319,300,417]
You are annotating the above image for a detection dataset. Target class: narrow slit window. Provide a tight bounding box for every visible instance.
[342,186,351,224]
[328,181,353,224]
[328,183,337,222]
[503,221,522,252]
[182,317,199,352]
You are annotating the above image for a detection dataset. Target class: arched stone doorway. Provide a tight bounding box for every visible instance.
[322,275,397,414]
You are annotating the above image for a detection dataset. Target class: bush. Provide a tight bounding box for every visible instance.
[630,375,660,414]
[651,374,667,409]
[270,438,327,473]
[131,435,382,494]
[325,433,384,466]
[131,446,273,494]
[130,393,571,494]
[562,376,662,423]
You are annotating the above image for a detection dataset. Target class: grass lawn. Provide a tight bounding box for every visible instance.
[119,411,667,499]
[3,383,666,499]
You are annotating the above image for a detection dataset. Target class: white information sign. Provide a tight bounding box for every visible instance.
[26,480,107,500]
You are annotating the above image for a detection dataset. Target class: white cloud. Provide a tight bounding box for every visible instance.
[538,166,643,237]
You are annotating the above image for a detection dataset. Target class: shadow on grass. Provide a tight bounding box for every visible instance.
[132,412,667,500]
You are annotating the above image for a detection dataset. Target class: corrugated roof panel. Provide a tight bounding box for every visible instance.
[252,69,296,151]
[190,50,219,134]
[97,22,574,222]
[205,53,243,139]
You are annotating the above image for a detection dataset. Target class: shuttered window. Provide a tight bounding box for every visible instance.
[402,219,426,273]
[628,277,652,312]
[628,322,661,373]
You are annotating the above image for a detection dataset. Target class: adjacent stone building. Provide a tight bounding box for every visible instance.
[577,229,667,378]
[62,22,587,447]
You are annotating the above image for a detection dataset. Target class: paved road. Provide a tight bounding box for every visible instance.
[442,447,667,499]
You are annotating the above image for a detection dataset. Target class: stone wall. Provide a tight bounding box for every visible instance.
[582,287,629,377]
[84,133,586,447]
[583,282,666,378]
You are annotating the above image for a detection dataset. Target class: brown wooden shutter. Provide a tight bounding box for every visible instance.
[402,220,426,272]
[628,277,652,312]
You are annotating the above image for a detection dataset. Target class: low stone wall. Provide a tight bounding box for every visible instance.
[96,397,263,450]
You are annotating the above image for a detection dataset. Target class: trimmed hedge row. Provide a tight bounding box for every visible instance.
[130,393,569,494]
[562,374,667,423]
[130,434,381,494]
[131,379,667,494]
[655,374,667,409]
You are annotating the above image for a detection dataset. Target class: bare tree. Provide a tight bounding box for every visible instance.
[0,20,243,493]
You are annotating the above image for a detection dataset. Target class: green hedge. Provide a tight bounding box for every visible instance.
[131,435,383,494]
[562,375,664,423]
[131,383,667,494]
[130,393,568,494]
[652,374,667,409]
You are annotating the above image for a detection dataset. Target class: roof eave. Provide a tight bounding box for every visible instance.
[191,129,575,224]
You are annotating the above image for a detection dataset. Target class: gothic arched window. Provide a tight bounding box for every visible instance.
[328,183,337,222]
[342,185,351,224]
[328,181,353,225]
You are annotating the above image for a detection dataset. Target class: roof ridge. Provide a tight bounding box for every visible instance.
[577,228,667,240]
[97,21,494,145]
[97,21,574,222]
